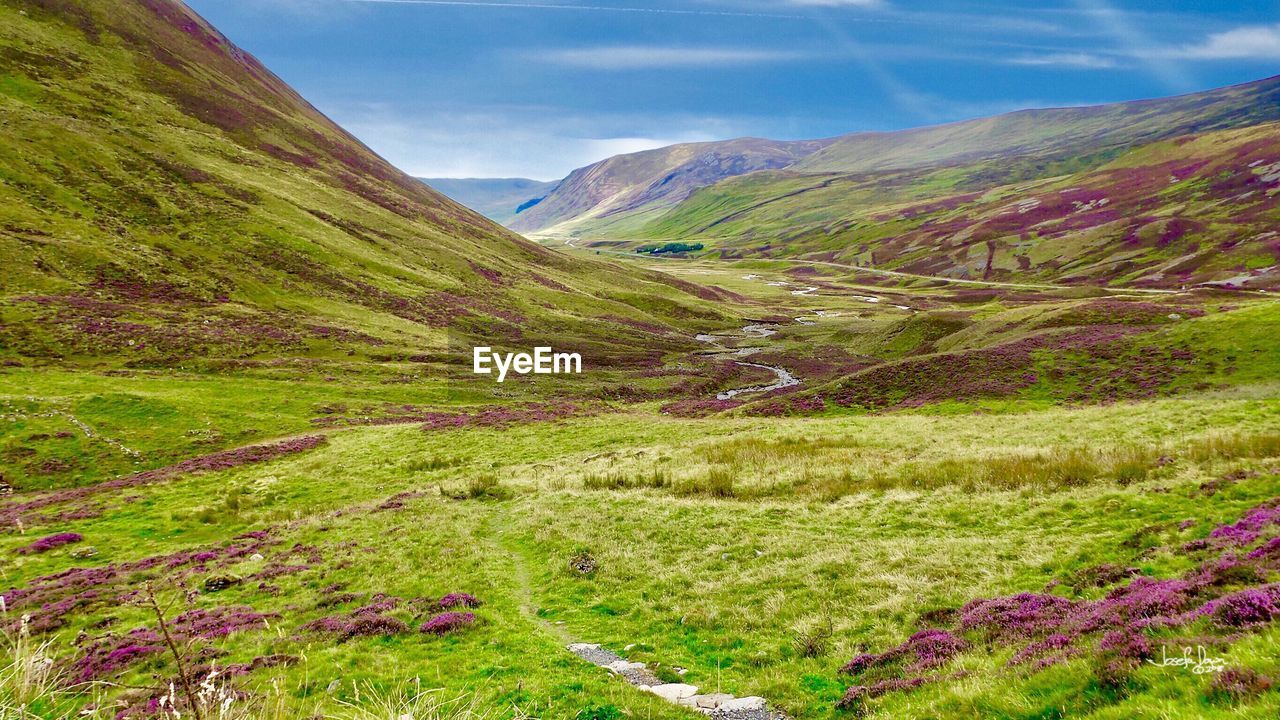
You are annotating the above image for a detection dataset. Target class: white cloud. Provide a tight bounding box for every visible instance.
[327,102,728,179]
[1175,24,1280,59]
[531,45,804,70]
[1008,52,1117,69]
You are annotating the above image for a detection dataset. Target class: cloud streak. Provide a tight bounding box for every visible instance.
[341,0,808,20]
[532,45,804,69]
[1008,52,1117,69]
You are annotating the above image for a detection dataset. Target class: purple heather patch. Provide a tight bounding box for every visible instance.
[436,592,481,609]
[834,496,1280,711]
[70,606,276,682]
[839,629,968,676]
[16,532,83,554]
[1209,503,1280,547]
[419,611,475,636]
[1,532,279,634]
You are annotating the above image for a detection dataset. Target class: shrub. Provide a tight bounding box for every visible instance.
[436,593,481,610]
[793,620,833,659]
[676,468,735,497]
[340,614,409,641]
[16,532,82,555]
[1208,667,1274,702]
[419,612,474,636]
[443,474,509,500]
[1107,445,1155,484]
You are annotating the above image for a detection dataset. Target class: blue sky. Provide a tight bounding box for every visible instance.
[185,0,1280,180]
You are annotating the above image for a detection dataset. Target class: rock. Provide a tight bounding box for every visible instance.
[69,546,98,559]
[606,660,646,674]
[695,694,734,709]
[325,679,341,693]
[203,574,242,592]
[718,697,766,712]
[249,553,265,562]
[568,551,597,575]
[567,643,622,666]
[649,683,699,703]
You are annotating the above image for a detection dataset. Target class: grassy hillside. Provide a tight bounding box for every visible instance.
[2,386,1278,719]
[794,75,1280,175]
[0,0,733,370]
[0,0,757,490]
[533,76,1280,288]
[638,120,1280,288]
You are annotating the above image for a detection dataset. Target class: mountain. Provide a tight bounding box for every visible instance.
[0,0,730,371]
[508,137,833,235]
[649,119,1280,288]
[418,177,559,225]
[792,75,1280,175]
[533,75,1280,288]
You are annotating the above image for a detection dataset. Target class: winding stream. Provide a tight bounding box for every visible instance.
[696,324,800,400]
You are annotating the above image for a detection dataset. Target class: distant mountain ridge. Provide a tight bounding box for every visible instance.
[508,74,1280,288]
[418,177,559,225]
[508,137,834,235]
[513,76,1280,238]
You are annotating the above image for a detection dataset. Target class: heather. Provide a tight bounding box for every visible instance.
[827,496,1280,714]
[15,532,82,555]
[0,388,1276,717]
[0,2,1278,716]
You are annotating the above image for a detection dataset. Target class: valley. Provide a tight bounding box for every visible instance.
[0,1,1278,719]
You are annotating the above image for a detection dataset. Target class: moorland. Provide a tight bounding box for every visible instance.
[0,1,1278,719]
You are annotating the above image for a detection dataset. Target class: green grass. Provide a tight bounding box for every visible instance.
[2,385,1278,717]
[2,4,1279,720]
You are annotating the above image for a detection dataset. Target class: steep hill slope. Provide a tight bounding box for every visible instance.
[0,0,735,370]
[418,177,558,225]
[508,136,832,235]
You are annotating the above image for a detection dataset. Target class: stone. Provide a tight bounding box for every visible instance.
[695,694,734,709]
[606,660,646,674]
[203,574,242,592]
[718,697,766,712]
[649,683,699,703]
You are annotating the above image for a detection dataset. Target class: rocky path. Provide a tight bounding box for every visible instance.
[488,522,789,719]
[567,643,789,719]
